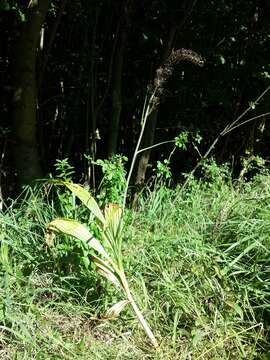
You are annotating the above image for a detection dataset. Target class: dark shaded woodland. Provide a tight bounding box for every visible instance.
[1,0,270,197]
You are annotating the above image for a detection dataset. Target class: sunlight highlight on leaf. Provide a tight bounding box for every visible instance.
[62,182,105,224]
[104,300,130,320]
[47,218,109,258]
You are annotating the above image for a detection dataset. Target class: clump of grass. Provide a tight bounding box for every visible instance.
[0,167,270,358]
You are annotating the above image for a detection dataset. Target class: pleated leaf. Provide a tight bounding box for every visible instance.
[91,255,122,288]
[104,203,123,236]
[47,218,109,259]
[55,181,105,224]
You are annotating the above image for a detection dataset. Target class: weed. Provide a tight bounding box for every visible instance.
[93,155,128,205]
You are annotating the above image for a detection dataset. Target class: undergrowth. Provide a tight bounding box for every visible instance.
[0,166,269,359]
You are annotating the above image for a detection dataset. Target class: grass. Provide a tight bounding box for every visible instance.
[0,169,269,359]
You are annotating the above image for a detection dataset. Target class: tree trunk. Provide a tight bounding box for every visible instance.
[135,110,158,184]
[108,41,124,157]
[108,0,134,157]
[11,1,50,186]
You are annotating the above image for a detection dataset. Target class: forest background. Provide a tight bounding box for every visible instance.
[1,0,270,197]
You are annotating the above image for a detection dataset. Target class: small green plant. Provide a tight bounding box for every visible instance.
[53,159,76,216]
[46,181,158,348]
[93,155,128,205]
[154,131,190,183]
[156,159,172,180]
[201,158,230,187]
[54,158,75,181]
[238,152,267,181]
[174,131,189,150]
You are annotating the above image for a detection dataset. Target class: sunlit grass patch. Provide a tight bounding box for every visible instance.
[0,170,269,358]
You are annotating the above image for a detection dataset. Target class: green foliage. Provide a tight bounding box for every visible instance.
[201,159,231,187]
[52,159,76,216]
[156,159,172,180]
[239,152,268,181]
[155,131,203,183]
[1,0,26,21]
[54,158,75,181]
[174,131,189,151]
[93,155,128,205]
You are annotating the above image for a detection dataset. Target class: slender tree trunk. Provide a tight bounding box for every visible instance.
[39,0,67,166]
[108,41,124,157]
[11,1,50,186]
[108,0,134,157]
[38,0,67,89]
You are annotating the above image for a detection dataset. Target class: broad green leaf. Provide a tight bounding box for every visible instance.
[65,182,105,224]
[88,237,110,260]
[91,254,115,273]
[52,180,105,224]
[104,300,130,320]
[48,218,92,241]
[47,218,109,258]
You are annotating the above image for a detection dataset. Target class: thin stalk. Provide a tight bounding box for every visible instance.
[176,85,270,197]
[137,140,175,154]
[120,272,159,348]
[222,111,270,135]
[123,91,156,207]
[223,85,270,133]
